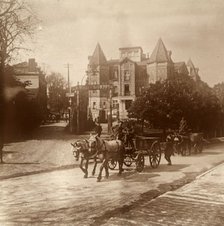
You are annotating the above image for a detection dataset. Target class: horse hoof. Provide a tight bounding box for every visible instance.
[97,178,101,182]
[92,172,95,176]
[84,175,88,178]
[105,175,109,179]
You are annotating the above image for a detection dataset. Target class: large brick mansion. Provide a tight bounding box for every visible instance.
[87,38,200,121]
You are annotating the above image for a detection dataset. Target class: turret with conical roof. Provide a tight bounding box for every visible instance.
[87,43,110,122]
[187,58,200,81]
[89,43,107,66]
[149,38,172,64]
[147,38,174,83]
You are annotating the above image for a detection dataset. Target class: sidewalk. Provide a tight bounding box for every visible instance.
[103,163,224,226]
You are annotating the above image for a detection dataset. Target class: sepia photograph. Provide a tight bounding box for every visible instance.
[0,0,224,225]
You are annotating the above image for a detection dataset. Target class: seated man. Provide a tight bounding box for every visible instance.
[125,123,136,150]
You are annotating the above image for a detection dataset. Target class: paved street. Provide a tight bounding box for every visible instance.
[103,163,224,226]
[0,123,224,225]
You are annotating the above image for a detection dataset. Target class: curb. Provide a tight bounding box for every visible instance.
[0,164,78,181]
[196,161,224,179]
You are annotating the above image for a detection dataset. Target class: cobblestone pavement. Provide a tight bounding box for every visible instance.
[102,163,224,226]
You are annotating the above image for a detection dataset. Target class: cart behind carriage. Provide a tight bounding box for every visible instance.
[174,132,204,156]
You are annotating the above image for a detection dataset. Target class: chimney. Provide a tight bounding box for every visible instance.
[28,58,36,72]
[168,51,172,57]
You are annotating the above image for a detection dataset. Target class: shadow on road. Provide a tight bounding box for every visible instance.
[147,164,189,173]
[1,162,40,165]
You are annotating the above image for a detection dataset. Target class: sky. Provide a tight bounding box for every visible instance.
[19,0,224,87]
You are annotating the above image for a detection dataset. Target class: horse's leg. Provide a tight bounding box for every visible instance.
[92,158,97,176]
[97,159,106,182]
[79,158,86,175]
[118,149,124,176]
[79,157,86,178]
[105,159,109,179]
[84,159,89,178]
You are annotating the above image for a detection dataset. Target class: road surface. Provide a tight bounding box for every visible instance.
[1,122,224,225]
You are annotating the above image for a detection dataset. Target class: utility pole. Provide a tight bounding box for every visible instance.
[76,82,80,134]
[108,87,113,133]
[65,63,73,133]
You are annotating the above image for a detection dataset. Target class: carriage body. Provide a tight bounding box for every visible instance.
[135,136,162,169]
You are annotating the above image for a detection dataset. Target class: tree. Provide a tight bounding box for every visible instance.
[128,73,221,136]
[46,73,68,113]
[213,82,224,136]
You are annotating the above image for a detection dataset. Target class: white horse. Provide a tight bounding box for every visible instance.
[88,135,124,182]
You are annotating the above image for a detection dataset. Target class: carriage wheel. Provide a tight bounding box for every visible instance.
[124,155,133,167]
[136,153,144,172]
[149,141,161,168]
[108,159,117,170]
[198,142,203,153]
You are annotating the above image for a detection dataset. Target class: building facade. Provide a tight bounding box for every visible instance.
[13,58,47,114]
[87,39,200,121]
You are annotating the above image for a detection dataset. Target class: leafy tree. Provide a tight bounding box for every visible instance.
[213,82,224,136]
[128,73,221,136]
[46,72,68,113]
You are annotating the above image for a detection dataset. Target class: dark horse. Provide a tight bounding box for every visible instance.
[71,139,98,178]
[88,135,124,182]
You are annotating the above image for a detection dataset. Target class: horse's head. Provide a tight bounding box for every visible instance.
[88,135,98,152]
[71,140,89,159]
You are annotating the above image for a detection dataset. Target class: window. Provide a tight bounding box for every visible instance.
[114,86,118,96]
[103,102,106,109]
[125,100,132,110]
[114,70,118,80]
[112,100,118,109]
[93,102,96,109]
[124,84,130,96]
[124,70,130,81]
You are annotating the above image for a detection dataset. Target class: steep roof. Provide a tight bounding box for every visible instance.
[89,43,107,65]
[149,38,171,63]
[187,58,195,68]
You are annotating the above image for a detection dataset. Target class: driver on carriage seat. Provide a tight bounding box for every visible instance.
[117,121,124,141]
[126,122,136,151]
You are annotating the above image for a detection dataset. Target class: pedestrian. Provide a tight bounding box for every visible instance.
[95,122,102,137]
[164,134,173,165]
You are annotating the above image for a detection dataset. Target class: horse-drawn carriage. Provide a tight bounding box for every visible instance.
[108,135,162,172]
[173,132,204,156]
[71,132,162,181]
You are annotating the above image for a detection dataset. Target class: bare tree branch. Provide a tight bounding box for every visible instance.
[0,0,38,68]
